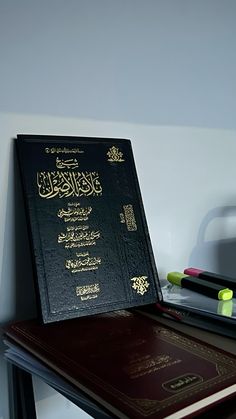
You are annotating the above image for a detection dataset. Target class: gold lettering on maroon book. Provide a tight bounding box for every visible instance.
[123,204,137,231]
[66,253,102,273]
[76,283,100,301]
[163,374,203,393]
[57,204,92,222]
[131,276,150,295]
[37,171,102,199]
[107,146,125,162]
[124,354,182,379]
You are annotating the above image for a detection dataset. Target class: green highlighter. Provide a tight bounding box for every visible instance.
[167,272,233,301]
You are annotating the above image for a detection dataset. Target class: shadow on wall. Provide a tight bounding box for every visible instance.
[0,139,37,419]
[189,206,236,277]
[0,139,37,325]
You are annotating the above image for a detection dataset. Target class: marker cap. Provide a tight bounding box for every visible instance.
[218,288,233,301]
[167,272,187,286]
[184,268,203,276]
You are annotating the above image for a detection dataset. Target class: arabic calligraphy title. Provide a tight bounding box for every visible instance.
[37,171,103,199]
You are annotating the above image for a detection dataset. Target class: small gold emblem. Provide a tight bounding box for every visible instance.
[131,276,150,295]
[107,146,124,162]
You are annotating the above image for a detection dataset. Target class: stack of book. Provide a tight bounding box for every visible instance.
[3,135,236,418]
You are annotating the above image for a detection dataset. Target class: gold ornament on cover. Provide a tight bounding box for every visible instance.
[107,146,125,162]
[131,276,150,295]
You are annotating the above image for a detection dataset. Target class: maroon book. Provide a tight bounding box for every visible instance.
[4,310,236,418]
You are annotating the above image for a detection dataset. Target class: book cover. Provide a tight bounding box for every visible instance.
[4,310,236,419]
[16,135,161,323]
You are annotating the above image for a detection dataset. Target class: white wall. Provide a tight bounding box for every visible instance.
[1,0,236,129]
[1,2,236,418]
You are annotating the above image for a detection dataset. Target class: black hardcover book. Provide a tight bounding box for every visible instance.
[16,135,161,323]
